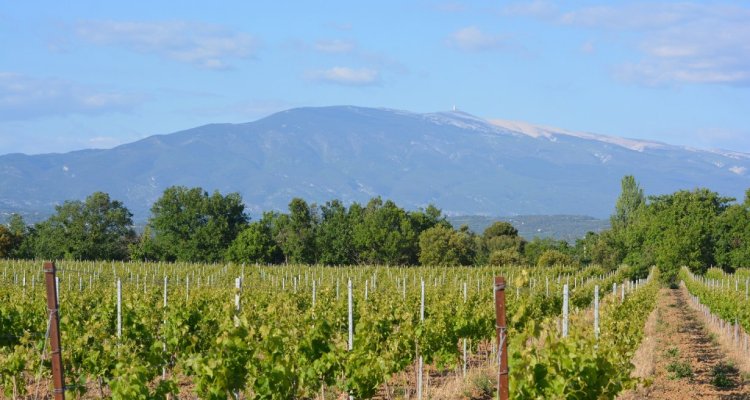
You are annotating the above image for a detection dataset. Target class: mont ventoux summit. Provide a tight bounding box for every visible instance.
[1,105,748,229]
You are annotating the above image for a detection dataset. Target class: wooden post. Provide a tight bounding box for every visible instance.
[418,279,425,400]
[494,276,509,400]
[44,262,65,400]
[347,279,354,400]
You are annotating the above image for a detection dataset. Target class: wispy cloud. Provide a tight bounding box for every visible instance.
[0,72,143,120]
[307,67,380,86]
[87,136,127,149]
[433,2,468,13]
[557,3,711,30]
[327,22,353,31]
[313,39,356,54]
[502,0,558,18]
[0,126,144,155]
[580,40,596,54]
[445,26,510,52]
[615,5,750,86]
[507,1,750,86]
[73,20,258,70]
[293,38,408,75]
[184,99,295,119]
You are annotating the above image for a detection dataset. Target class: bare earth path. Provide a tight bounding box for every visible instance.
[620,287,750,400]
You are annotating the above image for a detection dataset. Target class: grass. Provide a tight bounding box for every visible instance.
[708,332,719,346]
[463,372,494,399]
[667,361,694,380]
[711,362,737,389]
[664,347,680,358]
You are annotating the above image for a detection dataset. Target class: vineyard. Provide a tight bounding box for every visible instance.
[682,267,750,353]
[1,260,657,399]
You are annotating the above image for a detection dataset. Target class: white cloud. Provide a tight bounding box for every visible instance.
[0,72,143,120]
[508,2,750,86]
[730,166,747,175]
[571,3,750,86]
[580,40,595,54]
[446,26,509,52]
[307,67,380,86]
[73,20,258,70]
[313,39,356,54]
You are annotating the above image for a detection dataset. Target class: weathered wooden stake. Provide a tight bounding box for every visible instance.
[44,262,65,400]
[494,276,509,400]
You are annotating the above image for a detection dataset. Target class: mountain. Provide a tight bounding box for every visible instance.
[1,105,749,222]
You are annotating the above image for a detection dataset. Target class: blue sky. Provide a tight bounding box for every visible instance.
[1,0,749,155]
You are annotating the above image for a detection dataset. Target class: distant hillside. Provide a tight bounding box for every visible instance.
[448,215,610,243]
[1,106,748,221]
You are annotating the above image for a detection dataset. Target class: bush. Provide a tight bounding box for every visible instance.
[537,250,573,267]
[488,248,522,266]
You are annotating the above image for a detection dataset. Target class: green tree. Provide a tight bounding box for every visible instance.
[32,192,135,260]
[352,197,419,265]
[128,226,163,261]
[488,248,522,266]
[476,221,524,265]
[483,221,519,238]
[9,215,34,259]
[713,202,750,271]
[611,175,645,231]
[588,231,624,270]
[524,237,569,266]
[316,200,354,265]
[273,198,317,264]
[537,249,574,267]
[0,214,27,258]
[409,204,449,233]
[0,225,13,258]
[148,186,248,262]
[418,225,474,266]
[226,221,283,264]
[642,189,731,282]
[607,176,647,269]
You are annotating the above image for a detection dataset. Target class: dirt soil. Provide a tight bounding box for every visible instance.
[619,287,750,400]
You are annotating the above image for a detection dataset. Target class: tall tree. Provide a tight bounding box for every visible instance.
[418,224,474,266]
[409,204,448,233]
[523,237,570,266]
[352,197,419,265]
[0,214,27,258]
[611,175,645,231]
[275,198,317,264]
[0,225,13,258]
[643,189,731,281]
[147,186,248,262]
[477,221,524,265]
[33,192,135,260]
[316,199,354,265]
[226,221,283,264]
[713,201,750,271]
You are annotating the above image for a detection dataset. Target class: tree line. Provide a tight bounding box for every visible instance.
[2,178,748,275]
[0,186,581,266]
[576,176,750,282]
